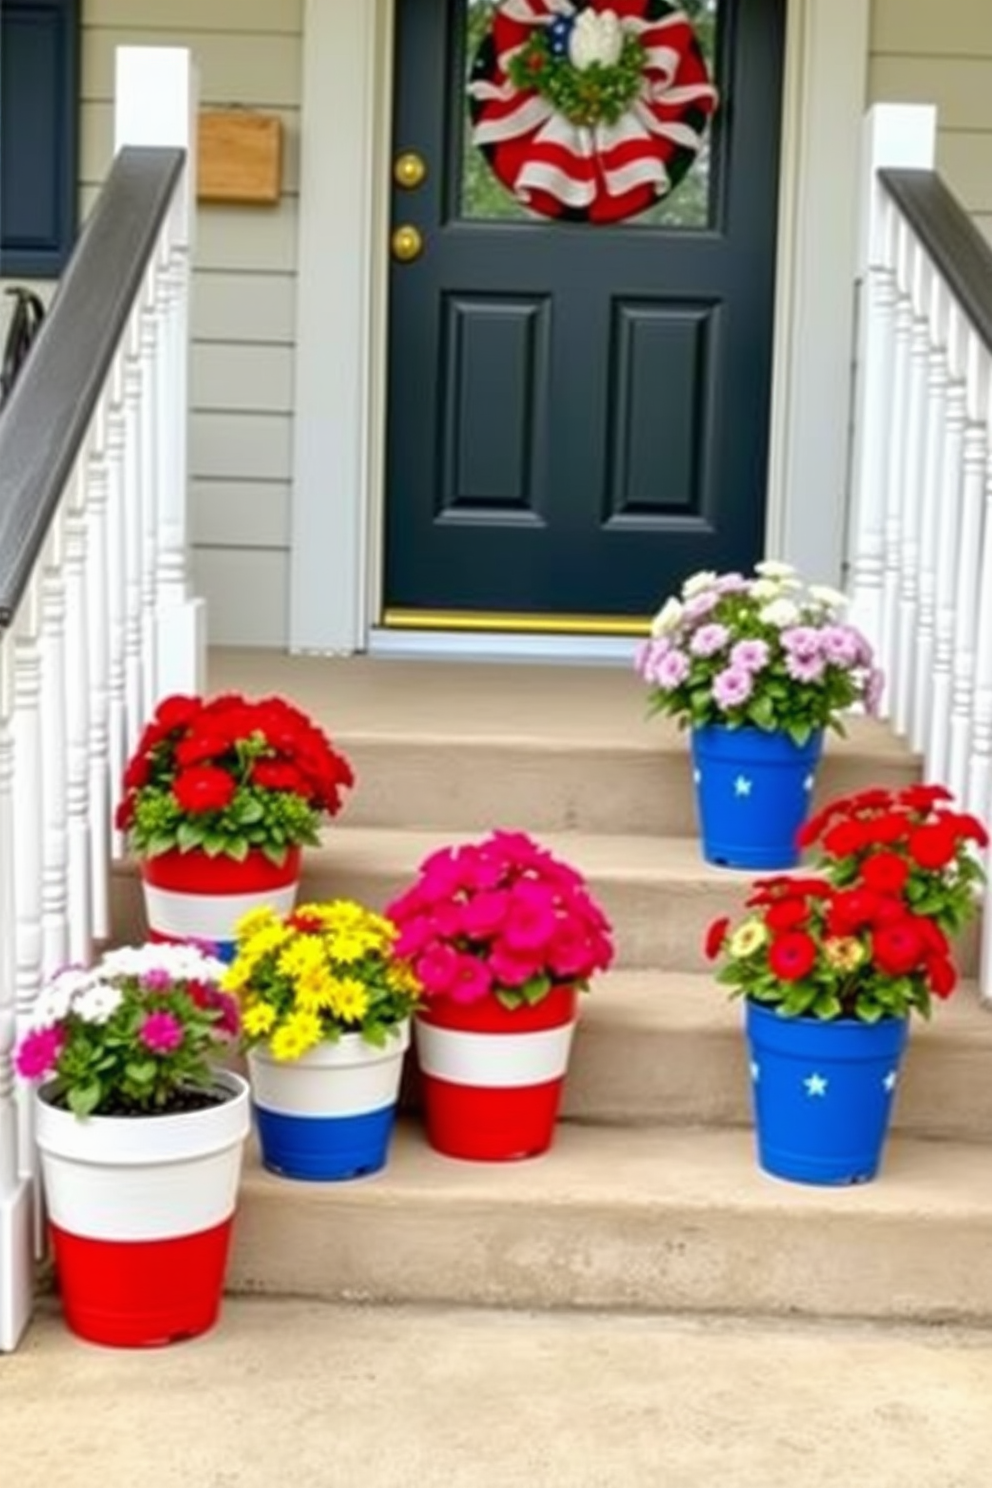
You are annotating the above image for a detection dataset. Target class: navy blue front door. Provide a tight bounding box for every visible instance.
[384,0,785,627]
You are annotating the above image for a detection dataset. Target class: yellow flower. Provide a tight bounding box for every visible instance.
[295,971,336,1013]
[823,936,866,973]
[242,1002,277,1037]
[270,1010,323,1061]
[236,906,281,941]
[325,928,379,964]
[386,961,421,997]
[230,922,291,979]
[278,936,326,980]
[729,919,769,959]
[325,976,370,1023]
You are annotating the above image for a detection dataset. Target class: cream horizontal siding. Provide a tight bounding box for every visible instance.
[870,0,992,242]
[80,0,301,646]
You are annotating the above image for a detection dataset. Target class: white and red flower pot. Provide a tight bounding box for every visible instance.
[248,1023,410,1181]
[35,1070,250,1348]
[414,986,578,1161]
[140,847,301,959]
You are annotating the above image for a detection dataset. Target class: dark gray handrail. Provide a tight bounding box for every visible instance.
[0,146,185,627]
[880,167,992,357]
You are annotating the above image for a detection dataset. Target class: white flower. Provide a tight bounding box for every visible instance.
[754,559,797,580]
[759,598,801,628]
[568,8,624,70]
[751,577,784,602]
[808,583,849,610]
[650,596,683,637]
[73,982,124,1024]
[681,570,719,599]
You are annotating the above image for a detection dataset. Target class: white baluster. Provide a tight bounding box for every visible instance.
[85,400,112,938]
[911,277,948,751]
[893,235,931,734]
[927,296,967,782]
[122,315,146,754]
[139,268,160,717]
[105,355,129,857]
[879,221,914,698]
[38,530,70,979]
[0,639,33,1352]
[62,459,94,967]
[10,587,43,1179]
[968,354,992,827]
[947,328,988,803]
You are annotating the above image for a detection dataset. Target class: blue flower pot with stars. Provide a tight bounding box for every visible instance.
[690,724,824,870]
[744,1001,909,1185]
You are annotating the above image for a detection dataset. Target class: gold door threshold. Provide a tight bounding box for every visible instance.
[383,608,650,637]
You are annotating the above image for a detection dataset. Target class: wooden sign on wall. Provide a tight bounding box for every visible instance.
[197,111,282,205]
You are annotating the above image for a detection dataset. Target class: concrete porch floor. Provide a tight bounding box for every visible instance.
[3,1299,991,1487]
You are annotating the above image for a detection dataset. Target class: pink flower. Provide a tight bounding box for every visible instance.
[781,626,823,658]
[394,915,436,960]
[730,639,770,673]
[140,968,172,992]
[415,943,461,997]
[547,925,598,980]
[689,623,730,658]
[461,890,510,939]
[785,653,826,684]
[712,667,754,709]
[15,1026,64,1081]
[654,649,690,689]
[489,944,544,990]
[819,624,860,666]
[503,883,558,954]
[448,954,493,1005]
[211,992,241,1038]
[866,666,885,714]
[683,591,718,621]
[139,1011,184,1054]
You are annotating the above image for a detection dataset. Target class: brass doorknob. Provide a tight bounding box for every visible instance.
[394,152,427,190]
[391,224,424,263]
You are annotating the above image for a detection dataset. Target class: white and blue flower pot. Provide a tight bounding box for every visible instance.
[745,1001,909,1186]
[248,1021,410,1182]
[690,725,824,870]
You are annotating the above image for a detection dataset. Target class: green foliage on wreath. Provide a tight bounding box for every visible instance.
[507,30,646,128]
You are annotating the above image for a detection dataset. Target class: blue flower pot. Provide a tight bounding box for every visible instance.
[744,1001,909,1186]
[690,725,824,869]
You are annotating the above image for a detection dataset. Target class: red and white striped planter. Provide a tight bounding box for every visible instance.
[140,846,301,958]
[414,986,578,1161]
[35,1070,250,1347]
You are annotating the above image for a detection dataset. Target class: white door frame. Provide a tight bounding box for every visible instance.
[289,0,871,655]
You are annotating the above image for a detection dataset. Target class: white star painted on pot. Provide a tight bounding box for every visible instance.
[734,775,753,798]
[804,774,816,793]
[883,1070,898,1093]
[750,1060,760,1084]
[693,769,702,785]
[804,1072,828,1097]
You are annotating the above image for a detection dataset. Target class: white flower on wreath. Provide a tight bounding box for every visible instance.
[759,597,801,628]
[651,596,684,637]
[567,8,625,70]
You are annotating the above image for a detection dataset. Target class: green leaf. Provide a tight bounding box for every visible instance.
[68,1081,102,1118]
[261,841,289,867]
[177,819,204,852]
[520,974,551,1006]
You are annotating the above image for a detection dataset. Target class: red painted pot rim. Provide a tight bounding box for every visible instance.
[416,985,577,1034]
[140,845,302,894]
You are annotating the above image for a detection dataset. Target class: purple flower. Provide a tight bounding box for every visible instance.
[683,591,719,622]
[654,649,691,689]
[819,625,861,666]
[715,572,749,594]
[730,638,771,673]
[15,1026,64,1081]
[712,667,754,709]
[866,666,885,714]
[689,623,730,658]
[785,653,827,684]
[139,1011,184,1055]
[140,968,173,992]
[781,626,823,658]
[637,636,674,685]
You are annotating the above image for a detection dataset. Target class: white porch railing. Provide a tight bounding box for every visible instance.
[0,48,202,1352]
[848,103,992,1002]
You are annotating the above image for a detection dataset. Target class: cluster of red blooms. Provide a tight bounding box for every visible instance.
[705,784,988,1016]
[116,692,355,830]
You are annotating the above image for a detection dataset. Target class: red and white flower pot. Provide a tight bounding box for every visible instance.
[140,847,301,959]
[35,1070,250,1348]
[414,986,578,1161]
[248,1023,410,1181]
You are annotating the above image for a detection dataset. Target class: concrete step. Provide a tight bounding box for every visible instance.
[561,973,992,1143]
[12,1299,992,1488]
[229,1122,992,1324]
[110,825,982,978]
[208,649,919,837]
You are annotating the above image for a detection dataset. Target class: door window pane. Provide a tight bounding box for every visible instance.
[461,0,720,228]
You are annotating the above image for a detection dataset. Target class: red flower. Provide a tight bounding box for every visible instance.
[704,916,730,960]
[827,887,881,935]
[898,784,953,812]
[175,732,232,768]
[859,852,909,895]
[154,694,203,731]
[950,812,989,849]
[908,823,958,871]
[173,766,237,815]
[251,761,309,797]
[822,820,868,857]
[926,956,957,999]
[123,756,150,791]
[764,897,809,931]
[872,920,926,976]
[870,812,911,845]
[768,931,817,981]
[114,794,135,830]
[846,788,896,812]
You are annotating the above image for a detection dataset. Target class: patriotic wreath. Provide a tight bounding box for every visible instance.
[468,0,719,224]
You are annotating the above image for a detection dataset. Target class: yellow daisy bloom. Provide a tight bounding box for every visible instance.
[235,906,281,940]
[270,1010,323,1062]
[823,936,867,973]
[241,1002,278,1037]
[729,919,769,959]
[325,976,370,1022]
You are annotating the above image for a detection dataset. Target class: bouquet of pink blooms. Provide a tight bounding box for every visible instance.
[386,830,614,1009]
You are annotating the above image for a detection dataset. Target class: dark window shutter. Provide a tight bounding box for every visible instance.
[0,0,80,277]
